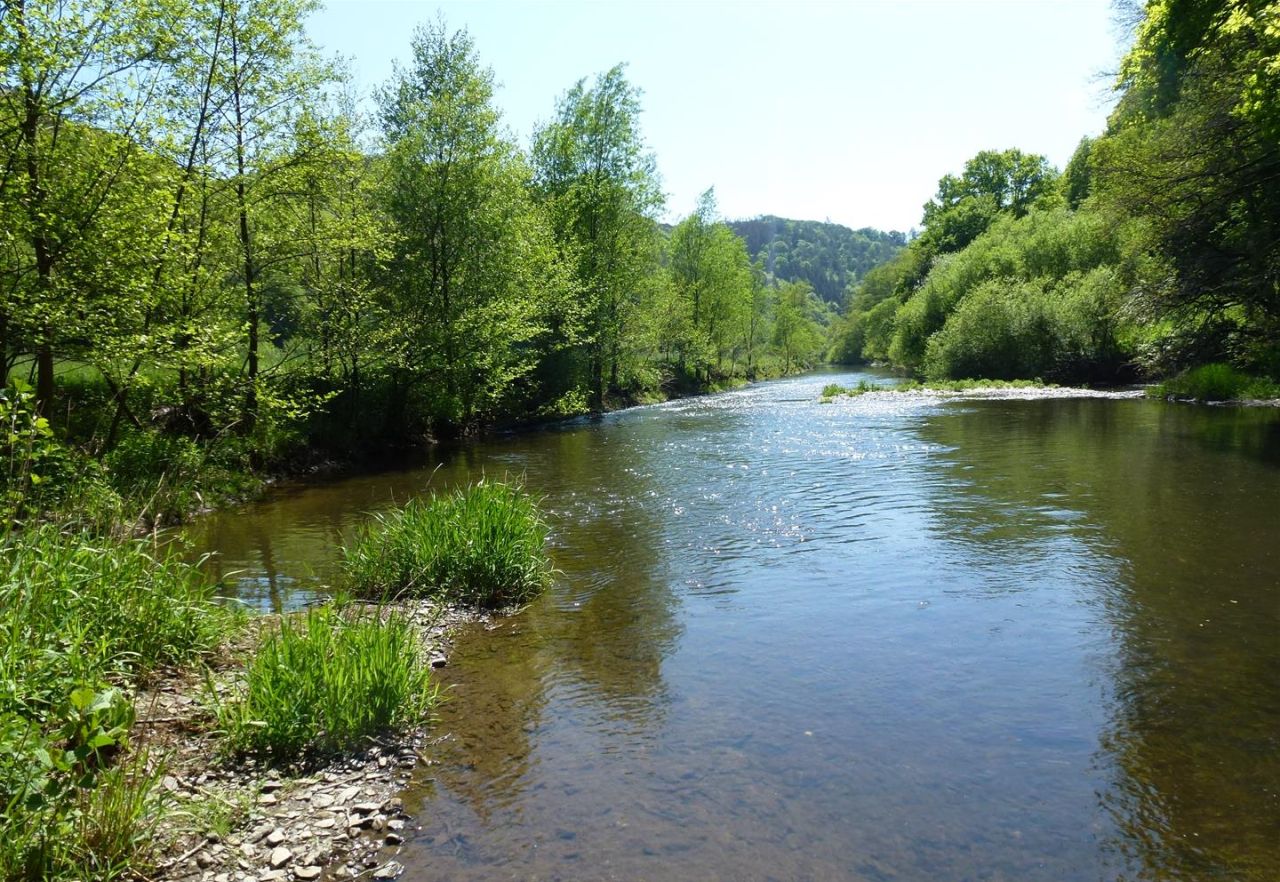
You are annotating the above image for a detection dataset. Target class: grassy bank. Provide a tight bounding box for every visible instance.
[1148,363,1280,403]
[0,478,553,880]
[0,526,240,881]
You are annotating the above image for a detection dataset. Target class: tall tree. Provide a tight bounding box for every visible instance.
[214,0,323,432]
[532,64,663,410]
[379,20,557,430]
[0,0,176,413]
[1094,0,1280,367]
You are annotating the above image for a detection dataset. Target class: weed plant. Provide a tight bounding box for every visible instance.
[344,480,553,608]
[216,606,436,761]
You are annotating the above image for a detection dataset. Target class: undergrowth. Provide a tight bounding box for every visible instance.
[0,527,240,881]
[1150,363,1280,402]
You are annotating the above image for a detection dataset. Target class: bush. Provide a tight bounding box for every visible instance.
[344,480,553,608]
[922,280,1057,381]
[217,606,436,760]
[1152,363,1280,401]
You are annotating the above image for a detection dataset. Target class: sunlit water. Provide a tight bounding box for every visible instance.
[184,370,1280,881]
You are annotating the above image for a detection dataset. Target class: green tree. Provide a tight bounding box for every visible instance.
[0,0,178,413]
[532,64,663,410]
[1094,0,1280,370]
[379,20,558,430]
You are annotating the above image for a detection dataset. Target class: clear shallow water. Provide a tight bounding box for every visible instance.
[184,371,1280,881]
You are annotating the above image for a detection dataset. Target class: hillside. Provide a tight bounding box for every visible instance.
[728,216,907,304]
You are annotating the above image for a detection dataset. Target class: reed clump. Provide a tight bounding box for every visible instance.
[343,480,553,609]
[216,605,437,761]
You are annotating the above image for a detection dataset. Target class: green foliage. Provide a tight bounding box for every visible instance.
[852,207,1134,382]
[1151,363,1280,402]
[0,527,237,881]
[728,216,905,304]
[344,480,553,608]
[532,64,664,409]
[1095,0,1280,370]
[0,526,237,719]
[216,606,437,761]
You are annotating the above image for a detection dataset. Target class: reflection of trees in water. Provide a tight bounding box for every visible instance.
[917,399,1280,879]
[414,420,684,820]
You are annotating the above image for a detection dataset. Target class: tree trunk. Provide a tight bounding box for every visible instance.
[230,16,258,434]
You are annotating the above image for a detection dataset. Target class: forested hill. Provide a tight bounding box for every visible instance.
[728,217,907,303]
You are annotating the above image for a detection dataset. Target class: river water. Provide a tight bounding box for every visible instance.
[184,370,1280,881]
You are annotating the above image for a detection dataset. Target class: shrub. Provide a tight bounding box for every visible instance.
[922,280,1057,381]
[217,606,436,760]
[344,480,553,608]
[1152,363,1280,401]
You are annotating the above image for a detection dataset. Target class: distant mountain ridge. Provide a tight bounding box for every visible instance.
[728,216,907,304]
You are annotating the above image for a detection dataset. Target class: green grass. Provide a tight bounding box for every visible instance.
[344,480,554,608]
[1150,363,1280,402]
[0,526,240,882]
[215,605,437,761]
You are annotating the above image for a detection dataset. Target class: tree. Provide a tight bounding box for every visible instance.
[379,20,557,430]
[532,64,663,410]
[0,0,177,413]
[1094,0,1280,369]
[668,188,754,378]
[215,0,325,433]
[920,148,1059,254]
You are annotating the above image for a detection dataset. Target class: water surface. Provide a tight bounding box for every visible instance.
[185,371,1280,881]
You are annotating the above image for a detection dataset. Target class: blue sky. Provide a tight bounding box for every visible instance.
[308,0,1127,233]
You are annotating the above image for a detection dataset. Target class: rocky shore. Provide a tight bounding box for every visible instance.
[138,601,485,882]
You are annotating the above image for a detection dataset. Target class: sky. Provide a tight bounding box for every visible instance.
[307,0,1129,233]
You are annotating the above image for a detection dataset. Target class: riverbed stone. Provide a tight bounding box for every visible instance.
[371,861,404,880]
[293,867,321,880]
[268,847,293,869]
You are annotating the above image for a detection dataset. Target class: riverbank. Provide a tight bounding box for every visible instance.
[0,481,552,882]
[821,378,1147,402]
[146,600,484,882]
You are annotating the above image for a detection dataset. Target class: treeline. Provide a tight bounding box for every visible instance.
[831,0,1279,388]
[0,3,836,522]
[727,217,906,304]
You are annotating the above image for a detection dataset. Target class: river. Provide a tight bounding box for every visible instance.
[183,369,1280,881]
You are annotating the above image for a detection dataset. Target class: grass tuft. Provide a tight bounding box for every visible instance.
[344,480,554,608]
[216,606,437,761]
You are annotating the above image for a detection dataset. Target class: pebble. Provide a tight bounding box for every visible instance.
[269,847,293,869]
[372,861,405,880]
[293,867,322,881]
[265,829,286,847]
